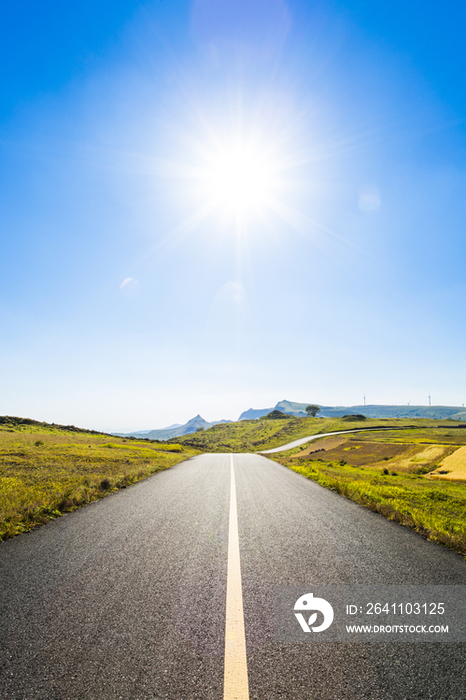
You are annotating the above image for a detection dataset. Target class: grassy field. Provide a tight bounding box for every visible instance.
[0,416,199,541]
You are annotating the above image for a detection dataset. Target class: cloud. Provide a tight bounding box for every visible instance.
[120,277,141,296]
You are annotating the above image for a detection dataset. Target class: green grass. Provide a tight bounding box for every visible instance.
[0,416,199,541]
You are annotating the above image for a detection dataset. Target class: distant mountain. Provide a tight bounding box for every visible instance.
[321,405,466,420]
[238,400,309,420]
[238,407,274,420]
[116,401,466,441]
[275,400,309,416]
[126,424,182,436]
[115,415,231,441]
[238,400,466,421]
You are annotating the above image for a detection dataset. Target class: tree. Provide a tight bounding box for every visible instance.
[305,404,320,417]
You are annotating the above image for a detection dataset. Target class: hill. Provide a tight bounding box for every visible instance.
[239,401,466,421]
[238,407,274,420]
[174,415,421,453]
[238,400,309,420]
[114,401,466,437]
[116,415,231,441]
[321,405,466,420]
[263,410,289,419]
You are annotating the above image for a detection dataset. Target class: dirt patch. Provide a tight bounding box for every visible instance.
[429,446,466,482]
[293,436,349,457]
[395,445,450,472]
[300,440,412,467]
[296,439,452,473]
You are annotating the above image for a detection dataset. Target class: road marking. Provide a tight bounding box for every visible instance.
[224,455,249,700]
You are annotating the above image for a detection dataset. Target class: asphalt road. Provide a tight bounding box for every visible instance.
[0,453,465,700]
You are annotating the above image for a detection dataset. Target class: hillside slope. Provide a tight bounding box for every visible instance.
[175,415,422,452]
[0,415,199,540]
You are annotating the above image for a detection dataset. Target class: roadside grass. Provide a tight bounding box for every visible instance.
[270,427,466,556]
[0,417,198,541]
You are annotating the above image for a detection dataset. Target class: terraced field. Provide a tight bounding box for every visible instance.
[295,434,456,474]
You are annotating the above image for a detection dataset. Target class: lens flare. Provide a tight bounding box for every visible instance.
[201,141,277,217]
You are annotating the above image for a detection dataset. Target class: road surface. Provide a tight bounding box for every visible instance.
[0,453,465,699]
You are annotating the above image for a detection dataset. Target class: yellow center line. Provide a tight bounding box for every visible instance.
[224,455,249,700]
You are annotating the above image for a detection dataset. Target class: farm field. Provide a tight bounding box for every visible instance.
[0,416,199,541]
[430,445,466,481]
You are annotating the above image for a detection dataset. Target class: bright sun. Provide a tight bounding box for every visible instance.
[200,140,278,218]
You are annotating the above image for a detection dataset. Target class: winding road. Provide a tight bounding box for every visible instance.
[0,452,465,699]
[258,425,415,453]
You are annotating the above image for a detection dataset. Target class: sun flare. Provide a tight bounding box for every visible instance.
[200,140,279,218]
[166,117,307,238]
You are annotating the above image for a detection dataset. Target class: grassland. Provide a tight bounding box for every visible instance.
[0,416,198,541]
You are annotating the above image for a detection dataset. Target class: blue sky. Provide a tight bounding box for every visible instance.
[1,0,465,431]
